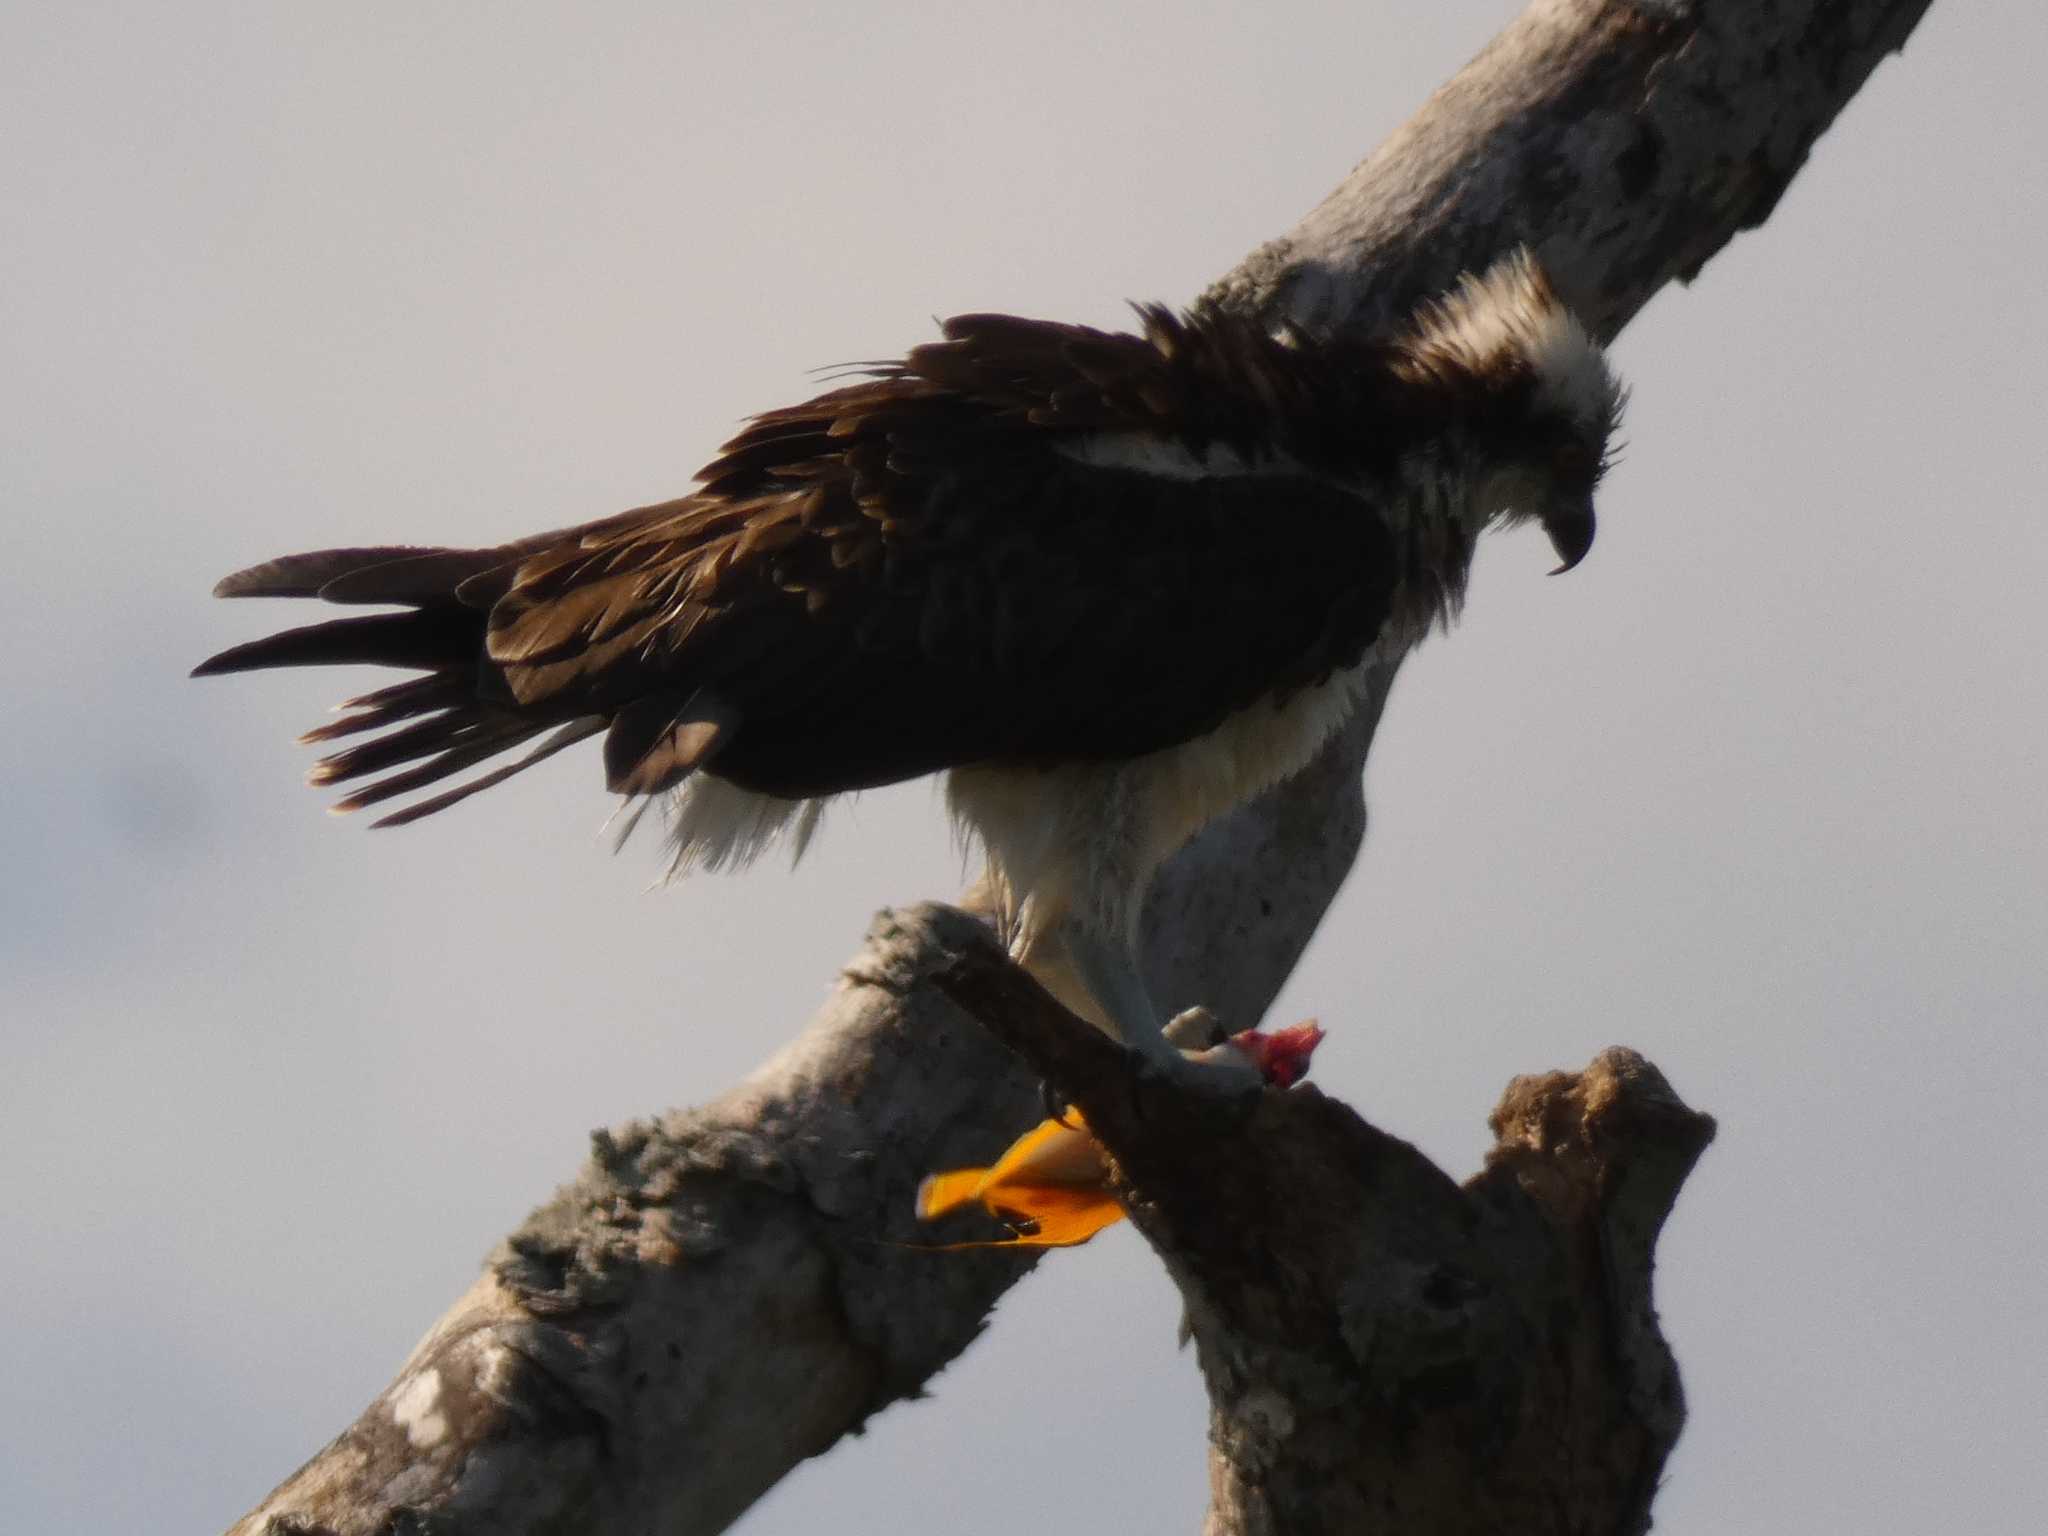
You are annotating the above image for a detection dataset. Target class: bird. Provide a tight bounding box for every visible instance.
[195,250,1624,1086]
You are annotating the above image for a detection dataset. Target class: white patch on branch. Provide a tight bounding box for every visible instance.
[390,1367,449,1449]
[472,1339,515,1400]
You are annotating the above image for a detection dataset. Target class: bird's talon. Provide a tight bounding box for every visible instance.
[1162,1006,1226,1050]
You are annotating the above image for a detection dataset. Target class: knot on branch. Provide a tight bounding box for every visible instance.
[1485,1046,1717,1279]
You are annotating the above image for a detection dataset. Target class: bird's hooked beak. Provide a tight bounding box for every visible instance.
[1543,494,1597,575]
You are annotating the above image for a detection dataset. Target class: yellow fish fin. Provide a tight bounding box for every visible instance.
[979,1181,1128,1247]
[916,1168,992,1223]
[917,1110,1127,1247]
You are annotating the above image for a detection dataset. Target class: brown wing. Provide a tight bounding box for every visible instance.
[471,393,1399,799]
[195,309,1402,820]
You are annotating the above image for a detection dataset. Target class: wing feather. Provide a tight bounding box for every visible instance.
[200,304,1410,822]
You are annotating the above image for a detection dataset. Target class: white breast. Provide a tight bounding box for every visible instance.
[947,663,1366,947]
[1120,662,1365,867]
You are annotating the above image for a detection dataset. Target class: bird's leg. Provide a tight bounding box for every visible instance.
[1056,925,1178,1069]
[1056,924,1261,1096]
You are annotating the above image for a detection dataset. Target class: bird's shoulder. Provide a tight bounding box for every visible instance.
[702,303,1391,485]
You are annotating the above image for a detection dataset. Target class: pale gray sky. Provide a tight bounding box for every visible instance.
[4,3,2043,1532]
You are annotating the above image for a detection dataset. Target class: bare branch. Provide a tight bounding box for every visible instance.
[234,907,1037,1536]
[227,2,1933,1532]
[933,943,1715,1535]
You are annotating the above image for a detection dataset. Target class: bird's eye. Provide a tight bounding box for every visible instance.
[1554,441,1594,481]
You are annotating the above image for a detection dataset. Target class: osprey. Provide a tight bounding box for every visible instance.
[197,252,1623,1085]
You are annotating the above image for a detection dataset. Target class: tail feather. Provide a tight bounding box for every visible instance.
[198,544,616,825]
[191,607,478,677]
[212,547,455,601]
[329,718,547,817]
[369,719,606,828]
[298,676,472,744]
[317,547,521,606]
[306,709,506,787]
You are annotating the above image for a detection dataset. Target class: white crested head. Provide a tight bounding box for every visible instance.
[1403,249,1624,443]
[1395,251,1626,574]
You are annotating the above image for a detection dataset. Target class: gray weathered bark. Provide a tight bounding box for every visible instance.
[227,2,1935,1533]
[932,941,1714,1536]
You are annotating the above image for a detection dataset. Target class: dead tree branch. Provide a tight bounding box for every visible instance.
[933,943,1714,1536]
[227,2,1933,1532]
